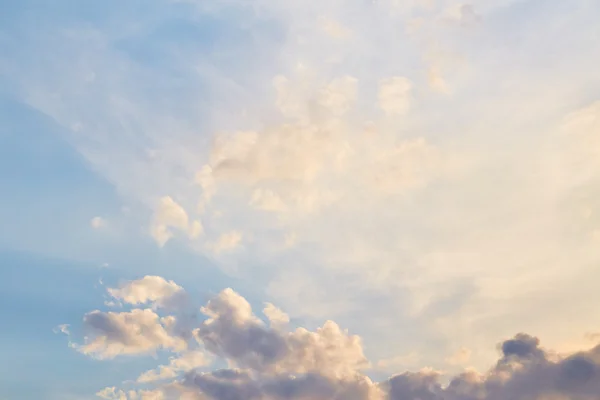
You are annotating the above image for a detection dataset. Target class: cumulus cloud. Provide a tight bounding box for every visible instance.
[77,308,186,359]
[67,277,600,400]
[197,288,368,377]
[107,276,186,309]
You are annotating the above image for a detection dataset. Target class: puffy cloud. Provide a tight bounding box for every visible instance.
[65,277,600,400]
[263,302,290,326]
[107,275,186,309]
[382,336,600,400]
[499,333,544,361]
[196,288,368,377]
[77,308,186,359]
[183,369,383,400]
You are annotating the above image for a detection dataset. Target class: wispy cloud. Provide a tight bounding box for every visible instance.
[3,0,600,389]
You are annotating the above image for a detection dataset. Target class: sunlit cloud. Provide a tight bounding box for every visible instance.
[67,276,600,400]
[3,0,600,397]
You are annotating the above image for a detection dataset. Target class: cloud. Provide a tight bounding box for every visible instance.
[442,4,481,27]
[427,67,450,94]
[378,77,412,115]
[317,76,358,116]
[189,220,204,239]
[208,231,243,254]
[91,216,107,229]
[150,196,199,247]
[263,302,290,326]
[137,350,210,383]
[77,308,186,359]
[107,275,186,309]
[183,369,383,400]
[383,334,600,400]
[196,287,368,377]
[53,324,71,335]
[96,387,166,400]
[8,0,600,386]
[68,277,600,400]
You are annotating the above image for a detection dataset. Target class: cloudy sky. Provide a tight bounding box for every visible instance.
[1,0,600,399]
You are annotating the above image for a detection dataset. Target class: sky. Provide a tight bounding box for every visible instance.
[1,0,600,399]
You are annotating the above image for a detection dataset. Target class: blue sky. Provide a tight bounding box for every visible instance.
[1,0,600,399]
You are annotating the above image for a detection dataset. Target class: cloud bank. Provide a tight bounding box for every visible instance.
[68,276,600,400]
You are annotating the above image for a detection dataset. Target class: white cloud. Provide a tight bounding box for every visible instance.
[77,308,186,359]
[250,188,288,213]
[107,275,186,309]
[263,302,290,326]
[91,216,107,229]
[53,324,70,335]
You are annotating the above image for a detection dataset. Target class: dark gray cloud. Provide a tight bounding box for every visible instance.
[383,338,600,400]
